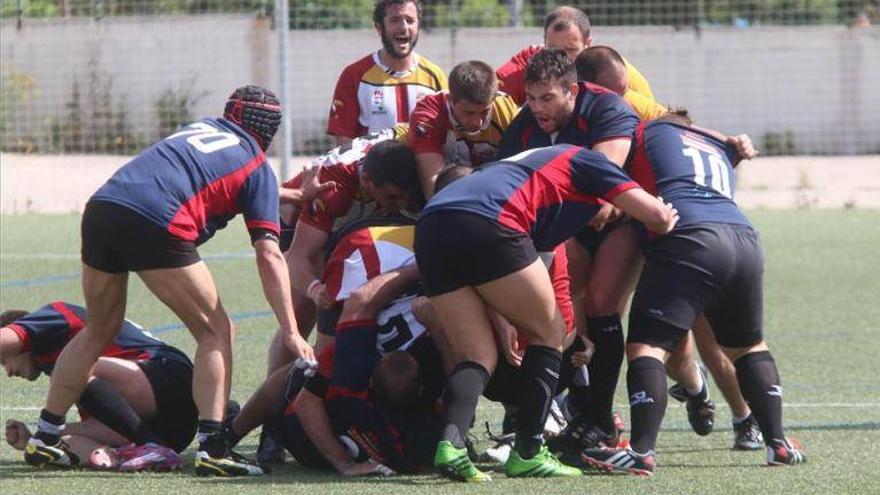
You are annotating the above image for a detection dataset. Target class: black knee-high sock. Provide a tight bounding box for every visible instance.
[585,315,625,432]
[442,361,490,449]
[734,351,785,445]
[516,345,562,459]
[197,420,227,457]
[627,356,668,454]
[77,378,160,445]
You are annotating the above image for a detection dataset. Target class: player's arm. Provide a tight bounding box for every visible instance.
[279,166,338,205]
[341,264,419,321]
[0,327,24,359]
[288,222,334,309]
[327,66,361,144]
[610,189,679,234]
[294,388,354,472]
[686,124,758,166]
[415,153,445,200]
[254,238,315,362]
[592,138,632,168]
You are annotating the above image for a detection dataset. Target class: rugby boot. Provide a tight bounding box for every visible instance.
[116,443,183,472]
[256,428,286,465]
[434,440,491,482]
[24,437,79,468]
[686,397,716,436]
[732,414,763,450]
[581,446,655,477]
[505,444,582,478]
[195,448,266,477]
[766,438,806,466]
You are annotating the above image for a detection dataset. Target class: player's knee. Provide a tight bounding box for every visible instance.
[583,289,619,316]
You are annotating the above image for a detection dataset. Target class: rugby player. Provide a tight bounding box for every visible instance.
[495,5,662,120]
[498,48,644,450]
[261,128,410,463]
[576,46,764,451]
[408,60,518,198]
[327,0,447,146]
[415,145,678,481]
[227,217,446,475]
[581,114,806,476]
[1,303,194,470]
[23,86,313,477]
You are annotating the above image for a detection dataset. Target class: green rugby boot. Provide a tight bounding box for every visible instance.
[505,444,582,478]
[434,440,491,482]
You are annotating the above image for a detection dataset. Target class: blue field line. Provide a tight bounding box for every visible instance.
[0,272,81,288]
[0,251,252,290]
[149,309,273,334]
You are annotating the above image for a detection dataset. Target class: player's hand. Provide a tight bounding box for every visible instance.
[285,332,316,364]
[5,419,31,450]
[307,280,335,310]
[727,134,758,164]
[299,165,337,203]
[341,460,396,477]
[652,196,679,235]
[588,202,622,231]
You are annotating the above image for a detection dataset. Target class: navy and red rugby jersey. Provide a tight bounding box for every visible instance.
[91,117,280,245]
[627,121,750,229]
[497,82,639,159]
[422,145,641,252]
[288,324,439,473]
[5,301,190,375]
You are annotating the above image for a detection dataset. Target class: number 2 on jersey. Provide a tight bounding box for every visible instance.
[166,122,240,154]
[682,146,732,198]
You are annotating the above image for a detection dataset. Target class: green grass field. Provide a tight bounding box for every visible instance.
[1,211,879,494]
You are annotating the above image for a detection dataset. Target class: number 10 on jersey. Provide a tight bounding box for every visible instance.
[682,146,732,198]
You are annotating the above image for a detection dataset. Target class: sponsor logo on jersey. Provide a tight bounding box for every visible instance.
[371,89,387,114]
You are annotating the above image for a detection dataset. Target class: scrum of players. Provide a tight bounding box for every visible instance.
[1,0,806,480]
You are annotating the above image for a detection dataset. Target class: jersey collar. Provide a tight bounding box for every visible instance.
[373,50,419,78]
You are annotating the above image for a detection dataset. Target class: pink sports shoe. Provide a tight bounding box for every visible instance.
[116,443,183,472]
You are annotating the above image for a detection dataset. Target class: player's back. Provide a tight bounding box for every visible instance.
[424,145,637,251]
[92,117,270,243]
[10,301,190,373]
[628,121,750,229]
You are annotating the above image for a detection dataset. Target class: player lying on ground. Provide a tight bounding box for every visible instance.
[581,113,806,476]
[23,86,319,477]
[415,144,678,482]
[1,303,194,470]
[576,45,764,450]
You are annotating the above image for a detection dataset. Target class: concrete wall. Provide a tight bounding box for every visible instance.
[2,16,879,154]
